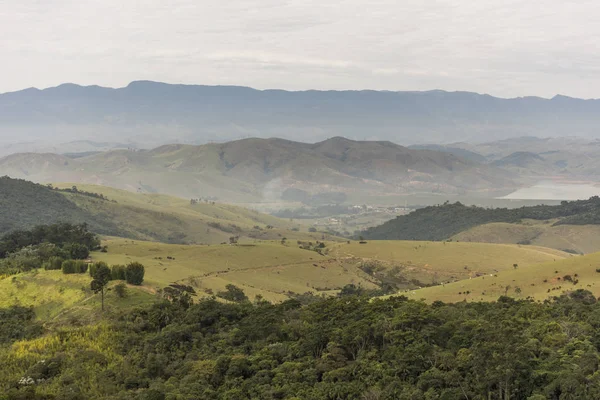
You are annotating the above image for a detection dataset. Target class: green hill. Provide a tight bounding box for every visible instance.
[361,197,600,252]
[0,177,327,244]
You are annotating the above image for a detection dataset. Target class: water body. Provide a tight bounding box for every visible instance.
[502,181,600,201]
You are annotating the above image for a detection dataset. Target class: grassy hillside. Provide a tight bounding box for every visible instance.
[400,251,600,303]
[90,238,570,302]
[362,198,600,252]
[0,270,154,324]
[0,238,573,322]
[452,221,600,254]
[0,177,330,244]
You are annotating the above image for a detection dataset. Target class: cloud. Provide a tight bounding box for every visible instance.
[1,0,600,98]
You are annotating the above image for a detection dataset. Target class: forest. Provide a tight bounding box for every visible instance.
[362,197,600,241]
[2,289,600,399]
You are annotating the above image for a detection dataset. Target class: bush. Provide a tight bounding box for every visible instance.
[74,260,88,274]
[125,262,145,285]
[61,260,77,274]
[114,283,128,298]
[308,227,317,233]
[217,284,248,302]
[62,259,88,274]
[66,243,90,260]
[111,264,126,280]
[44,256,64,270]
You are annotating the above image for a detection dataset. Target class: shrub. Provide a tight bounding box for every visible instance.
[66,243,90,260]
[61,260,77,274]
[62,260,88,274]
[125,262,145,285]
[111,264,126,280]
[74,260,88,274]
[45,256,64,270]
[89,261,109,278]
[114,283,128,298]
[217,284,248,302]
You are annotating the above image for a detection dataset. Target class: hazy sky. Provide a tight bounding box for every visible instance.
[2,0,600,98]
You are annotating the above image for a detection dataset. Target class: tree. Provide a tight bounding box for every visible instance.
[125,262,145,285]
[217,284,248,302]
[91,263,111,311]
[514,286,522,296]
[66,243,89,260]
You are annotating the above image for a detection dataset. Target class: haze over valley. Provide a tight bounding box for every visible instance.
[6,0,600,397]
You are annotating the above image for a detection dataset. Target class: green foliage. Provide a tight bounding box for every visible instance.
[44,256,65,270]
[0,306,42,344]
[114,283,128,298]
[111,264,126,280]
[0,221,99,258]
[363,196,600,240]
[61,260,88,274]
[65,242,90,260]
[125,262,145,285]
[217,284,248,302]
[5,294,600,399]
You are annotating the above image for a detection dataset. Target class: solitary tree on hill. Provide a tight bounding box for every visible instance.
[91,263,112,311]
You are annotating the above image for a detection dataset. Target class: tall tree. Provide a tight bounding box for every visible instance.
[91,263,111,311]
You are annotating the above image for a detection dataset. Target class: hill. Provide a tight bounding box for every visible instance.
[0,137,516,201]
[361,197,600,252]
[92,238,569,302]
[3,81,600,152]
[0,237,570,320]
[401,251,600,303]
[0,177,324,244]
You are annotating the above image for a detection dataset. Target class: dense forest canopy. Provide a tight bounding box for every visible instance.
[362,197,600,241]
[2,292,600,399]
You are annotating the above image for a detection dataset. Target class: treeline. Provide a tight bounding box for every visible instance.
[0,223,100,275]
[4,291,600,399]
[50,184,114,202]
[362,196,600,240]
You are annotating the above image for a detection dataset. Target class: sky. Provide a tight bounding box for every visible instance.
[1,0,600,98]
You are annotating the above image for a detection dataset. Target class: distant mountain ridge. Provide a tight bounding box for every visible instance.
[0,137,516,202]
[3,81,600,151]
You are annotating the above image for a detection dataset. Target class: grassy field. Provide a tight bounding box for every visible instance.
[0,237,578,322]
[91,237,378,303]
[91,238,571,303]
[54,183,337,244]
[452,220,600,254]
[0,270,154,324]
[329,240,569,285]
[399,251,600,303]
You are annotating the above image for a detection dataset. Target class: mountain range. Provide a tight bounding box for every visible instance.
[3,81,600,154]
[0,137,515,203]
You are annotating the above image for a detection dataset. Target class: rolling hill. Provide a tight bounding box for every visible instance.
[362,198,600,253]
[0,177,328,244]
[3,82,600,153]
[0,137,516,202]
[3,238,571,322]
[401,251,600,303]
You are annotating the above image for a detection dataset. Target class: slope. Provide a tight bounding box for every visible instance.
[362,198,600,252]
[0,137,516,202]
[91,238,569,303]
[0,177,325,244]
[400,251,600,303]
